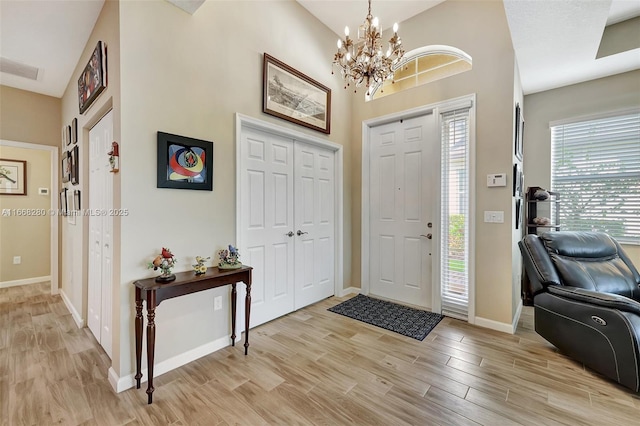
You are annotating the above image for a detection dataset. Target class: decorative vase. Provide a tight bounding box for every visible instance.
[218,262,242,270]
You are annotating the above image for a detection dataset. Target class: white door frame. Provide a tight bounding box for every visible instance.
[235,113,344,326]
[0,139,59,295]
[361,95,476,320]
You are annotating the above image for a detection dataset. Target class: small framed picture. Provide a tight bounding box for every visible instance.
[513,163,523,198]
[71,118,78,144]
[515,103,523,161]
[67,189,76,225]
[70,145,79,185]
[61,125,67,149]
[74,190,81,210]
[66,125,72,146]
[59,188,68,215]
[0,158,27,195]
[62,151,70,183]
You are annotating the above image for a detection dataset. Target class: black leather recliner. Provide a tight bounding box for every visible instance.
[519,231,640,392]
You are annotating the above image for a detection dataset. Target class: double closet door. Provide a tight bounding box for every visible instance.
[239,125,335,327]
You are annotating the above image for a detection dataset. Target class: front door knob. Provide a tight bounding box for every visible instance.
[420,233,433,239]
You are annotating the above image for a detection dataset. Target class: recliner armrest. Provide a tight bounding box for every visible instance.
[519,235,561,292]
[547,285,640,316]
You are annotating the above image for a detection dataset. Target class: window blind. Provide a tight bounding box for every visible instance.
[551,111,640,243]
[440,108,470,320]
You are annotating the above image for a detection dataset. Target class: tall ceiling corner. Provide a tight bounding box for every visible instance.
[164,0,206,15]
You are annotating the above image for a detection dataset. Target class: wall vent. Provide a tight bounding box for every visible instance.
[0,57,39,80]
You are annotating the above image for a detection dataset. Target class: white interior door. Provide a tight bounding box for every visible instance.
[369,114,436,308]
[88,110,113,358]
[240,127,295,327]
[239,123,337,328]
[294,143,335,309]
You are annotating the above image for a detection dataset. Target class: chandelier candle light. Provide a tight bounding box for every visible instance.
[332,0,404,95]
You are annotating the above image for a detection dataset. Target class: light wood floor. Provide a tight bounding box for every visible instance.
[2,283,640,425]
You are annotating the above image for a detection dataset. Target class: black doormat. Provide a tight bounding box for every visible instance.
[328,294,444,341]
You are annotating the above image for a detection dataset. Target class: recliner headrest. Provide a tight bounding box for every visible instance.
[541,231,618,259]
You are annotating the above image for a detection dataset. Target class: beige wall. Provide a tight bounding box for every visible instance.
[523,70,640,266]
[350,0,518,325]
[116,0,351,377]
[0,145,51,282]
[0,85,61,147]
[59,0,121,335]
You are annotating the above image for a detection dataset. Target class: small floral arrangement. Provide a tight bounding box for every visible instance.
[218,245,241,269]
[148,247,177,279]
[193,256,210,275]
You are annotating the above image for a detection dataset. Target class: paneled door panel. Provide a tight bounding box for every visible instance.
[88,110,113,358]
[241,128,295,327]
[369,114,435,308]
[294,143,335,309]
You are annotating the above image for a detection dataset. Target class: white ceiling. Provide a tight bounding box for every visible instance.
[0,0,638,98]
[0,0,105,98]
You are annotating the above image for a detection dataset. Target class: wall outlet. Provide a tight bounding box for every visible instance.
[13,256,21,265]
[214,295,222,311]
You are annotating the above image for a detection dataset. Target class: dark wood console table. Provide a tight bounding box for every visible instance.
[133,265,252,404]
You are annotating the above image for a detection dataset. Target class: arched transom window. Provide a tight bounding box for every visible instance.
[368,45,472,101]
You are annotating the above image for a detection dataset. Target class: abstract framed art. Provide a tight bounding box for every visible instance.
[263,53,331,134]
[78,41,107,114]
[157,132,213,191]
[0,158,27,195]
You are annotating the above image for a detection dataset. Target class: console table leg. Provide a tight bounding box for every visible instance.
[231,283,237,346]
[146,290,156,404]
[134,288,143,389]
[244,281,251,355]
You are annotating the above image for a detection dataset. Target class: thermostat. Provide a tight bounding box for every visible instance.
[487,173,507,187]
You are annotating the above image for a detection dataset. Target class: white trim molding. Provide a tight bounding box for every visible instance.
[234,113,345,327]
[0,275,51,289]
[361,95,476,321]
[475,299,523,335]
[59,289,85,328]
[0,139,59,296]
[108,334,233,393]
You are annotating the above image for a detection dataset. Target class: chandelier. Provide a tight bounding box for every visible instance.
[332,0,404,95]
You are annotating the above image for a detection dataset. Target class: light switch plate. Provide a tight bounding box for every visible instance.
[484,211,504,223]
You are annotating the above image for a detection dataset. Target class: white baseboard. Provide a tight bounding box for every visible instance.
[0,275,51,289]
[108,334,233,393]
[59,289,84,328]
[338,286,361,297]
[512,299,523,333]
[474,314,517,334]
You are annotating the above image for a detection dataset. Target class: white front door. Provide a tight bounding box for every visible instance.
[369,114,436,308]
[87,110,113,358]
[294,143,335,309]
[240,127,295,327]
